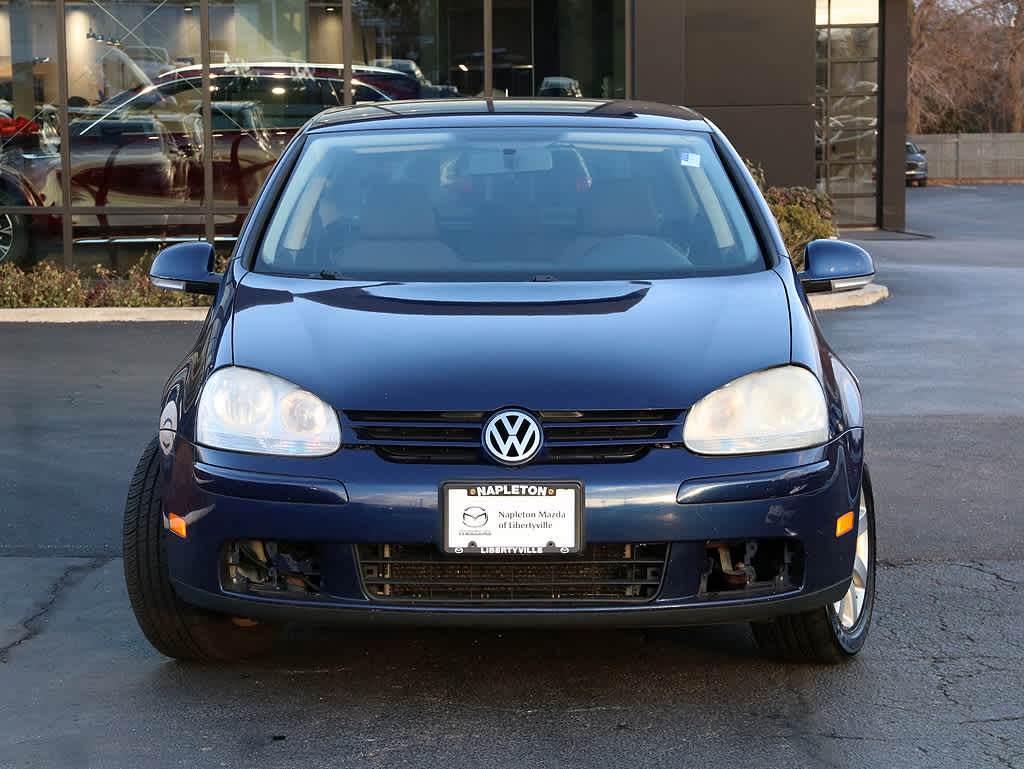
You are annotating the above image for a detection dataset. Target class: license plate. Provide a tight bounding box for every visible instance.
[442,481,583,554]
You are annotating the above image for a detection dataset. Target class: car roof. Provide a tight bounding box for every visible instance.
[151,61,410,82]
[308,99,710,132]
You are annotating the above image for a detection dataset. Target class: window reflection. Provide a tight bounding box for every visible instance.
[72,213,207,268]
[352,1,482,99]
[0,1,61,194]
[1,0,60,269]
[493,0,624,98]
[1,0,632,266]
[61,1,202,213]
[816,3,879,226]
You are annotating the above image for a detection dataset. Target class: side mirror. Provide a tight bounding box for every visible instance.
[799,239,875,294]
[149,241,221,295]
[920,148,927,154]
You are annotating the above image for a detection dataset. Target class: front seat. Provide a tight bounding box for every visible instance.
[337,183,459,273]
[560,180,664,266]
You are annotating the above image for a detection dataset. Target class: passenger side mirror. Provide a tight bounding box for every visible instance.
[799,239,875,293]
[149,241,222,295]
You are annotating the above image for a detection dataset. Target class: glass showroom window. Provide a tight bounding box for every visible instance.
[64,0,203,208]
[816,0,879,226]
[492,0,625,99]
[0,0,62,267]
[351,1,483,99]
[2,0,633,269]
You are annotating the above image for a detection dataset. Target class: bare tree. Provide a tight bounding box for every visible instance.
[908,0,1024,133]
[979,1,1024,131]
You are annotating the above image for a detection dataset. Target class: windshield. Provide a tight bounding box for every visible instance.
[256,127,764,281]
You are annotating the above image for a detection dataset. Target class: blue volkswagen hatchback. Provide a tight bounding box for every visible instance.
[124,100,877,663]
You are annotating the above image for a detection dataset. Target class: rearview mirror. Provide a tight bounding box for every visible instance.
[799,239,875,293]
[149,241,221,295]
[463,147,554,175]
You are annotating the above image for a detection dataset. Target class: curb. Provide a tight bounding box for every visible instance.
[808,283,889,311]
[928,178,1024,185]
[0,307,209,323]
[0,285,889,322]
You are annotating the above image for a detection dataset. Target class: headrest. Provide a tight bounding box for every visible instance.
[582,181,660,235]
[359,183,438,239]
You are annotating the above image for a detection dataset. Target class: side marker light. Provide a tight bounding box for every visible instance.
[836,511,854,537]
[168,513,188,539]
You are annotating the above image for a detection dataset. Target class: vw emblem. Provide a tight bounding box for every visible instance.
[483,409,542,465]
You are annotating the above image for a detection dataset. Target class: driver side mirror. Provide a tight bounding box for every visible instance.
[799,239,875,293]
[149,241,222,295]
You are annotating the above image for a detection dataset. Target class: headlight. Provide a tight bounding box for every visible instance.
[196,367,341,456]
[683,366,829,455]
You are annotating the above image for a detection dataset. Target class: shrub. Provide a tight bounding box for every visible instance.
[742,158,838,270]
[86,259,208,308]
[0,257,213,309]
[0,261,86,308]
[764,186,838,270]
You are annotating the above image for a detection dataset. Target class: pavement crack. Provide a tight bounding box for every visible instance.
[0,556,110,663]
[952,561,1022,586]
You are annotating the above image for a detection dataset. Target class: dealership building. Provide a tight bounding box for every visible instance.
[0,0,906,269]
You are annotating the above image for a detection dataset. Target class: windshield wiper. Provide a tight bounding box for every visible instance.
[530,274,559,282]
[315,269,348,280]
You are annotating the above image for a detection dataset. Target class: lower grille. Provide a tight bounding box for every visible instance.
[356,543,668,604]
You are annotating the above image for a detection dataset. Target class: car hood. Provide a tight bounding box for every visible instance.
[231,271,792,411]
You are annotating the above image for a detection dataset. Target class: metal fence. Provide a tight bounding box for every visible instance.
[909,133,1024,180]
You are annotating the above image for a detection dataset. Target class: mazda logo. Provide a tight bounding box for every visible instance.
[462,507,488,527]
[483,409,542,465]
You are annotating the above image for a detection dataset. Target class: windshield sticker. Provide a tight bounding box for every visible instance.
[680,151,702,168]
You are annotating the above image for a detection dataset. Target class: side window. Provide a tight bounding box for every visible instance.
[114,78,202,116]
[228,77,342,129]
[159,79,204,114]
[354,83,388,103]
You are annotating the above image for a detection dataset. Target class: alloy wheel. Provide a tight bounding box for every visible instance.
[0,214,14,263]
[832,488,870,630]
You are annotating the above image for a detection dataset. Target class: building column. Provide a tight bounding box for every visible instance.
[631,0,685,104]
[880,0,908,231]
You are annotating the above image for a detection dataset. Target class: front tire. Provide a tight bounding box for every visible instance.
[752,468,876,663]
[123,438,279,661]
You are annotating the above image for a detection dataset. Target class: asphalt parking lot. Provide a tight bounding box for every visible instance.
[1,184,1021,768]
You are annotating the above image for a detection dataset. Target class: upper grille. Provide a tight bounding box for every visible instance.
[356,543,669,604]
[342,409,683,464]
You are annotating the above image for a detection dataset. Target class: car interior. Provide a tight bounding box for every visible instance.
[260,133,763,280]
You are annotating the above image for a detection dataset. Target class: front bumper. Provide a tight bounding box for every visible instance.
[160,429,864,627]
